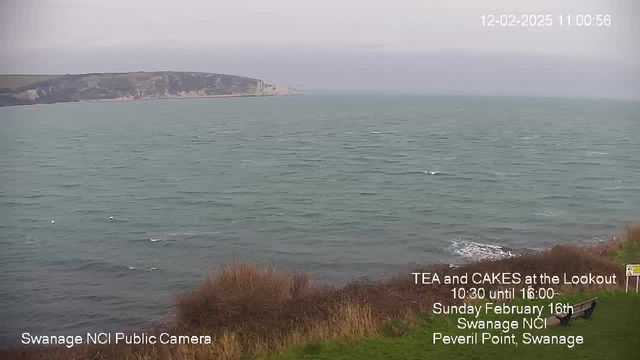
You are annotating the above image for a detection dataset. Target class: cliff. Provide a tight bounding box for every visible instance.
[0,72,303,106]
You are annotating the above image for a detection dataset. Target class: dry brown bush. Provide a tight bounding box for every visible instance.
[4,226,637,360]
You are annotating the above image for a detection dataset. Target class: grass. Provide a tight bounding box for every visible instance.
[2,223,639,359]
[610,239,640,264]
[592,223,640,264]
[268,291,640,360]
[610,225,640,264]
[0,74,61,90]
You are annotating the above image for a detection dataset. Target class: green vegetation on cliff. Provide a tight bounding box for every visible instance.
[0,72,302,106]
[2,223,638,359]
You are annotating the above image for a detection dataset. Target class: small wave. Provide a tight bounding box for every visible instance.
[494,172,525,177]
[559,161,602,166]
[426,132,449,139]
[449,239,514,260]
[175,190,211,195]
[586,151,608,156]
[1,200,45,206]
[371,131,382,134]
[23,194,44,199]
[390,170,446,176]
[601,186,637,191]
[127,265,136,270]
[287,163,314,168]
[350,169,387,175]
[609,179,628,184]
[70,209,104,214]
[534,209,563,217]
[587,235,611,244]
[265,212,284,217]
[541,195,573,200]
[146,231,222,242]
[474,178,499,183]
[518,135,541,140]
[25,236,44,244]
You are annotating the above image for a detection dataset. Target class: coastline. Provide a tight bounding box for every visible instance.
[0,71,304,107]
[1,92,305,108]
[2,223,638,359]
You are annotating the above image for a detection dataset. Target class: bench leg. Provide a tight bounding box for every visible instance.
[584,301,597,319]
[560,314,572,326]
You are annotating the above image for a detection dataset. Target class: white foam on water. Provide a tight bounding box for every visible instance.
[601,186,637,191]
[147,231,222,242]
[25,236,44,244]
[519,135,540,140]
[449,238,514,261]
[421,170,440,175]
[586,235,612,244]
[534,209,563,217]
[127,265,136,270]
[265,212,284,217]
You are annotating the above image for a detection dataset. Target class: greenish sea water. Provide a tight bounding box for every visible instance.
[0,95,638,343]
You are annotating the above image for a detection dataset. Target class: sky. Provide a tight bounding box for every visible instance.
[1,0,639,99]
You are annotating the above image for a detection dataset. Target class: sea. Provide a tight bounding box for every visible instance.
[1,94,639,344]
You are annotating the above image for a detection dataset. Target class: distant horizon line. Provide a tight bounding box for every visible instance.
[300,90,640,102]
[1,72,637,103]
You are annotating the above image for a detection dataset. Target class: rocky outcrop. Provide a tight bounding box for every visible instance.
[0,72,302,106]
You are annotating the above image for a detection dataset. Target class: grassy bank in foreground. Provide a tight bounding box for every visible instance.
[2,223,639,359]
[268,291,640,360]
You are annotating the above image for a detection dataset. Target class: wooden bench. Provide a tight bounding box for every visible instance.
[553,297,598,327]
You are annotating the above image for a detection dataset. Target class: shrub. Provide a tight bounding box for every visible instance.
[6,223,638,360]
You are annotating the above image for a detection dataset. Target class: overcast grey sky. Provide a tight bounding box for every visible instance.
[1,0,638,99]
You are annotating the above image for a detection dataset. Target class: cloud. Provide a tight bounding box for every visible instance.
[1,0,638,98]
